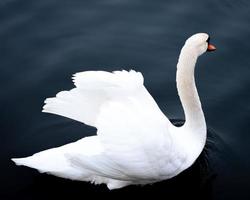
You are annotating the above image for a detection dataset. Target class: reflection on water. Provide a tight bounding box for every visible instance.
[1,0,250,199]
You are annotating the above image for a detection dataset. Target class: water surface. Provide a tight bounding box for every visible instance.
[1,0,250,199]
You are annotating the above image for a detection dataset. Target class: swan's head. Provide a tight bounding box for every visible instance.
[185,33,216,56]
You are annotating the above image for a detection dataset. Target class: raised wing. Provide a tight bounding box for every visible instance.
[43,70,144,127]
[43,70,175,180]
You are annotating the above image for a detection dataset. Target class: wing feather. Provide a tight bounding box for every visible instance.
[43,70,174,180]
[94,90,173,180]
[43,70,144,126]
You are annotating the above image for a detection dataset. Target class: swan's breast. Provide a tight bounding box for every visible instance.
[158,147,189,179]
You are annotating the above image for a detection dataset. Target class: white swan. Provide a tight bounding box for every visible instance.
[12,33,216,190]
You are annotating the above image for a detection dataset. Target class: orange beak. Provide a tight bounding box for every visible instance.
[207,44,216,52]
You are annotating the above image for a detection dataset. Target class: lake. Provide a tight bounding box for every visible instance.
[1,0,250,199]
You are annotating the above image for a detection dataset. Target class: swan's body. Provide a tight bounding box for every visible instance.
[12,33,216,190]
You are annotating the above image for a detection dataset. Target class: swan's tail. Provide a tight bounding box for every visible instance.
[11,148,85,180]
[11,136,133,189]
[12,157,33,167]
[11,136,101,180]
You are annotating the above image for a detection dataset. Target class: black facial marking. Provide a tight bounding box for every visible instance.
[206,37,210,44]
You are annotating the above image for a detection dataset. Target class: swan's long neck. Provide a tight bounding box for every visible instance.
[176,46,206,142]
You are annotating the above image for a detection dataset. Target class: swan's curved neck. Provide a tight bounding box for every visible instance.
[176,46,206,135]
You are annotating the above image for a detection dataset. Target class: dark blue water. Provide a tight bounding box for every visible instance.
[1,0,250,199]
